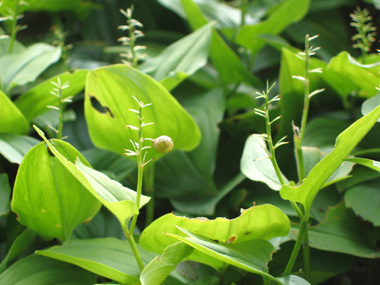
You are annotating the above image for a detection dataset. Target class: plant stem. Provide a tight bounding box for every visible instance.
[128,104,144,236]
[57,91,64,140]
[263,87,285,186]
[127,234,145,270]
[144,165,155,227]
[294,35,311,182]
[125,101,146,272]
[8,9,19,54]
[283,217,308,276]
[302,229,310,280]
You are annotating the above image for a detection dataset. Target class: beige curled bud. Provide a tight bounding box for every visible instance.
[153,135,173,153]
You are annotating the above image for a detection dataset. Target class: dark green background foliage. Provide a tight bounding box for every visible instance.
[1,0,380,284]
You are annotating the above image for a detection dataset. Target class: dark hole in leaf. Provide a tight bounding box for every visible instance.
[89,95,114,118]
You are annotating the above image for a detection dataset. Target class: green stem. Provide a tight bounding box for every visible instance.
[57,96,64,140]
[144,165,155,227]
[125,102,145,271]
[8,15,18,54]
[291,34,314,280]
[302,229,310,280]
[283,217,309,276]
[127,234,144,270]
[264,93,284,186]
[295,35,312,182]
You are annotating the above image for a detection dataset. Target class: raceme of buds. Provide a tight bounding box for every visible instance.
[153,135,173,154]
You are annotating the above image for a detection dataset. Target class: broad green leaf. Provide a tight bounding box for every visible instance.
[0,173,11,216]
[85,64,201,162]
[180,0,260,86]
[241,134,288,190]
[275,275,310,285]
[0,228,36,273]
[168,227,278,282]
[82,148,137,182]
[159,0,251,30]
[35,127,149,231]
[0,133,39,164]
[140,242,193,285]
[140,22,213,84]
[291,203,380,258]
[302,147,354,187]
[37,238,155,284]
[361,94,380,122]
[0,43,61,94]
[170,172,245,216]
[14,70,89,121]
[28,0,94,16]
[236,0,310,56]
[344,180,380,226]
[0,89,28,134]
[278,48,326,136]
[302,117,350,152]
[0,38,24,56]
[155,88,225,200]
[140,204,290,269]
[322,52,380,99]
[76,159,150,228]
[0,254,97,284]
[11,138,101,241]
[280,104,380,213]
[73,207,125,240]
[160,71,188,91]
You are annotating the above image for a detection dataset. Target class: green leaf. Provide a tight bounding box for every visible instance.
[85,64,201,162]
[275,275,311,285]
[159,0,247,29]
[323,52,380,99]
[0,173,11,217]
[36,238,155,284]
[35,126,149,231]
[362,94,380,122]
[280,104,380,213]
[168,227,278,282]
[302,147,354,187]
[0,254,97,284]
[0,228,36,273]
[236,0,310,57]
[76,159,150,228]
[14,70,89,121]
[241,134,288,190]
[73,207,125,240]
[155,88,225,201]
[11,138,101,241]
[140,22,213,83]
[0,43,61,94]
[179,0,260,86]
[344,179,380,226]
[0,133,39,164]
[345,157,380,173]
[302,117,350,152]
[0,38,24,57]
[0,89,28,134]
[140,242,193,285]
[292,203,380,258]
[170,172,246,216]
[140,204,290,269]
